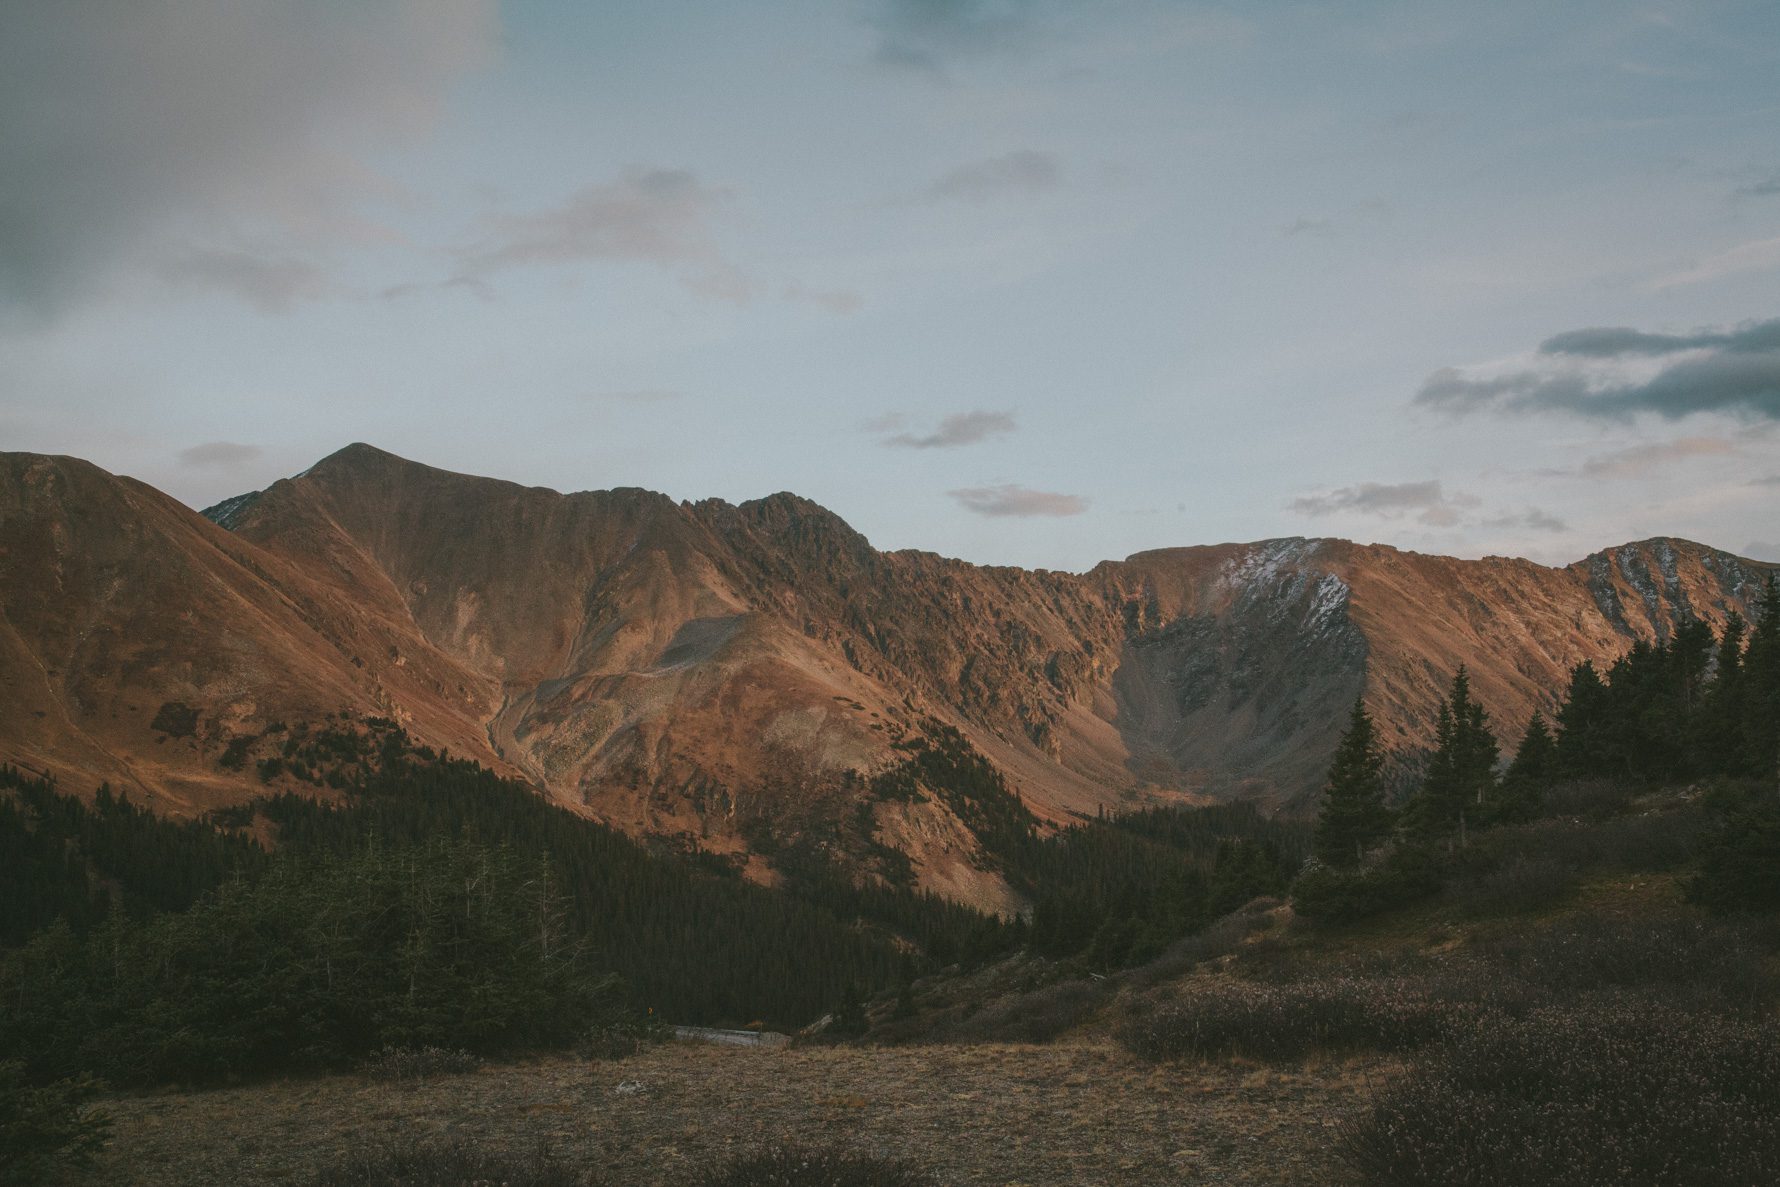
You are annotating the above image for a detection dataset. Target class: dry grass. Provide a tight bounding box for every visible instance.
[84,1040,1376,1186]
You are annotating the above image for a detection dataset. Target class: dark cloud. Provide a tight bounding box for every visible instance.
[1418,318,1780,421]
[1579,436,1737,479]
[1289,480,1478,526]
[1735,175,1780,199]
[926,151,1061,203]
[179,441,262,468]
[870,0,1037,73]
[1538,319,1780,358]
[459,169,749,301]
[0,0,497,315]
[949,483,1087,517]
[157,249,336,312]
[882,410,1017,448]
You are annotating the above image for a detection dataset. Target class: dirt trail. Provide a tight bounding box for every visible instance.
[85,1040,1377,1185]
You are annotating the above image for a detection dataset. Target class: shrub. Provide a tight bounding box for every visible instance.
[0,1060,109,1187]
[314,1139,598,1186]
[149,701,199,739]
[1478,914,1773,1010]
[930,978,1107,1044]
[1117,976,1465,1063]
[1446,856,1575,918]
[1539,780,1636,820]
[360,1046,481,1082]
[687,1146,932,1187]
[1690,789,1780,914]
[1339,1004,1780,1186]
[1290,844,1443,925]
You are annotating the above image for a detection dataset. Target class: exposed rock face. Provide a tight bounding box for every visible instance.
[2,445,1772,908]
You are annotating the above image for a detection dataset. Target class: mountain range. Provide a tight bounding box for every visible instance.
[2,444,1771,909]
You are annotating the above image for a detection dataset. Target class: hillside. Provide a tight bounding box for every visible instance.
[1,444,1771,909]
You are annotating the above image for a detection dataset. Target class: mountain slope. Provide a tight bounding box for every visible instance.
[2,445,1772,909]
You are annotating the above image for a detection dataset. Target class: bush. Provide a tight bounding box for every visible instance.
[1117,976,1464,1063]
[688,1146,932,1187]
[1339,1004,1780,1186]
[1446,856,1575,918]
[1539,780,1637,820]
[0,1060,109,1187]
[1290,844,1443,925]
[1690,789,1780,914]
[1478,914,1773,1010]
[929,978,1107,1044]
[360,1046,481,1082]
[314,1139,599,1186]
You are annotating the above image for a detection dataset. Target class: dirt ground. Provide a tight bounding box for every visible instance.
[85,1040,1383,1186]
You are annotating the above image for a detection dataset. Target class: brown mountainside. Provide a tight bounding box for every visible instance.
[2,444,1771,909]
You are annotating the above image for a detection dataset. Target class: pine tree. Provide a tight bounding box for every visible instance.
[1498,712,1555,822]
[1403,668,1497,842]
[1314,698,1393,868]
[1556,660,1610,777]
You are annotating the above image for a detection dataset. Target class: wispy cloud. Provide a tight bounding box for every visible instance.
[1579,436,1737,479]
[869,0,1037,74]
[1734,173,1780,199]
[459,169,750,301]
[179,441,262,468]
[157,248,337,312]
[926,151,1061,203]
[1417,317,1780,422]
[783,283,864,314]
[1481,508,1568,533]
[881,410,1017,449]
[1281,217,1335,238]
[1649,236,1780,290]
[1744,540,1780,562]
[949,483,1087,517]
[1289,480,1479,527]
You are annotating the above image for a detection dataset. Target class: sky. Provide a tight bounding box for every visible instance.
[3,0,1778,569]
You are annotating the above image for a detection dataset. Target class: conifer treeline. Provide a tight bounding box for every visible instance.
[1304,574,1780,919]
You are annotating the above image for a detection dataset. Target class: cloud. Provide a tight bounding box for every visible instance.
[1744,541,1780,562]
[1282,217,1335,238]
[1481,508,1569,533]
[783,283,864,314]
[157,248,337,312]
[0,0,498,315]
[869,0,1037,73]
[1538,321,1780,358]
[949,484,1087,517]
[179,441,262,468]
[1736,175,1780,199]
[1579,436,1737,479]
[1417,317,1780,421]
[926,151,1061,203]
[1755,474,1780,486]
[459,169,750,301]
[881,410,1017,448]
[1650,236,1780,290]
[1289,480,1479,526]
